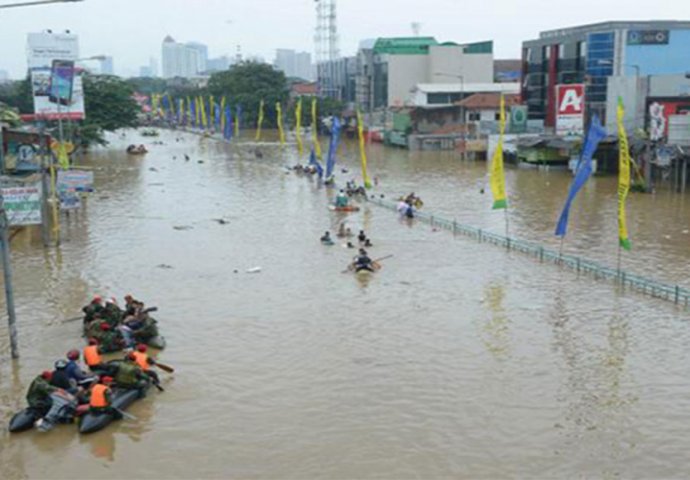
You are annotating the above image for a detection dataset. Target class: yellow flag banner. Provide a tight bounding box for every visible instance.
[311,98,322,159]
[276,103,286,145]
[489,94,508,210]
[295,99,304,156]
[220,96,227,131]
[356,109,372,188]
[617,97,632,251]
[255,100,265,141]
[57,143,70,169]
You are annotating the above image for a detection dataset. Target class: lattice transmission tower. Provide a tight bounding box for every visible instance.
[314,0,340,98]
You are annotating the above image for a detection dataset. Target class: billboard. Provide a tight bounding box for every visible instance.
[648,99,690,141]
[627,30,669,46]
[556,84,585,136]
[27,32,79,69]
[31,67,85,120]
[1,184,43,226]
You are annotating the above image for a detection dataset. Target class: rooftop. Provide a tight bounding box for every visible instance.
[456,93,521,109]
[524,20,690,44]
[414,83,521,94]
[373,37,438,55]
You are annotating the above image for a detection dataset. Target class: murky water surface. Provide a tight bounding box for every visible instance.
[0,130,689,479]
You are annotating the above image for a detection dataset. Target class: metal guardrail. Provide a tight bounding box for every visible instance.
[368,197,690,309]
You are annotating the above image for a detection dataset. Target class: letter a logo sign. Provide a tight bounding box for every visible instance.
[556,84,585,135]
[559,87,583,114]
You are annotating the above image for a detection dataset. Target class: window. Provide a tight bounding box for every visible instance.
[494,112,501,121]
[468,112,480,121]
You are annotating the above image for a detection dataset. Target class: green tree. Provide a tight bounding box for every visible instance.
[207,61,288,127]
[0,77,33,114]
[79,74,140,145]
[126,76,168,96]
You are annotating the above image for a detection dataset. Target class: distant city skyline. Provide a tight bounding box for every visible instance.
[0,0,689,78]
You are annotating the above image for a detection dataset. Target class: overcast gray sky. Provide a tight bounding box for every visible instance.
[0,0,687,78]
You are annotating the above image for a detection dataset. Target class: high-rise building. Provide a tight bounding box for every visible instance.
[139,65,153,77]
[186,42,208,73]
[275,49,313,80]
[162,36,205,78]
[206,55,232,73]
[0,69,9,83]
[149,57,158,77]
[100,56,114,75]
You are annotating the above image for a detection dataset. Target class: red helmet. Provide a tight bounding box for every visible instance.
[88,338,99,346]
[99,322,111,331]
[136,344,147,353]
[101,376,114,384]
[66,349,80,361]
[92,295,102,304]
[127,353,137,362]
[41,371,52,380]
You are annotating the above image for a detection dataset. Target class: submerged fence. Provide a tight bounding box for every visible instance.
[368,197,690,309]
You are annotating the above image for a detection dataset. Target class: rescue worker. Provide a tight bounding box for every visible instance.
[82,295,105,323]
[335,190,349,208]
[131,344,159,383]
[87,377,121,419]
[50,360,78,394]
[26,371,58,411]
[114,353,150,394]
[97,322,123,352]
[65,349,93,384]
[83,338,113,375]
[102,297,123,325]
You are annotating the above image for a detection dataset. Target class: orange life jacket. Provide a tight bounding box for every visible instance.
[84,345,102,367]
[90,384,110,408]
[132,351,150,371]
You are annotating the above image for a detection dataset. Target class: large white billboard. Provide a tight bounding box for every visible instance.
[30,67,85,120]
[556,84,585,136]
[27,32,79,69]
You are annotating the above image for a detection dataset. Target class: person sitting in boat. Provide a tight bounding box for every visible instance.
[335,190,349,208]
[405,202,415,219]
[114,353,150,393]
[358,230,367,243]
[320,231,334,245]
[65,349,94,385]
[131,344,159,384]
[364,238,373,248]
[346,241,355,249]
[83,295,105,324]
[94,322,123,353]
[353,249,375,272]
[26,371,58,411]
[83,338,112,375]
[87,377,119,417]
[50,360,79,395]
[102,297,122,325]
[405,192,417,205]
[126,144,136,153]
[119,301,147,347]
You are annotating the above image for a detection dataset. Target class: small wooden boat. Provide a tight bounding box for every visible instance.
[329,205,360,213]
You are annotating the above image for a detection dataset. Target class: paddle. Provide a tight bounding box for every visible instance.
[62,315,84,324]
[152,381,165,392]
[114,407,137,421]
[154,361,174,373]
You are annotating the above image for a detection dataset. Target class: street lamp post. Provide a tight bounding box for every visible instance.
[0,0,82,9]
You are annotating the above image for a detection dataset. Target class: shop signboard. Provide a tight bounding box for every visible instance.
[1,183,43,226]
[556,84,585,136]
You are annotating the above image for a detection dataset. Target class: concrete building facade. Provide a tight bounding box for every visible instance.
[522,21,690,128]
[274,49,313,81]
[162,36,208,78]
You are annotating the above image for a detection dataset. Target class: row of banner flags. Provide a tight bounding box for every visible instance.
[489,94,632,250]
[152,91,631,249]
[149,93,372,186]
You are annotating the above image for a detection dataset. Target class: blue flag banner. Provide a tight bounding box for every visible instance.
[236,105,242,130]
[215,103,222,130]
[190,101,196,127]
[224,106,233,140]
[325,117,342,180]
[309,148,324,179]
[555,115,607,237]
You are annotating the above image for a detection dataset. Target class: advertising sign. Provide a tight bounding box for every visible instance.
[627,30,669,45]
[50,60,75,104]
[648,99,690,141]
[31,67,85,120]
[510,105,528,133]
[59,192,81,211]
[556,84,585,136]
[1,184,43,226]
[57,170,94,193]
[27,32,79,69]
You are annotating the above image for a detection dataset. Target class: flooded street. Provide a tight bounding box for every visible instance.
[1,129,689,479]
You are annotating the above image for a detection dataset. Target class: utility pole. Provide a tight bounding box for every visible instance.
[0,126,19,359]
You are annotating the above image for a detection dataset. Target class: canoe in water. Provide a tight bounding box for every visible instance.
[79,385,148,434]
[329,205,360,213]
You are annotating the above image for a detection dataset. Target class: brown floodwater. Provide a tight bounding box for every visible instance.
[0,128,689,479]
